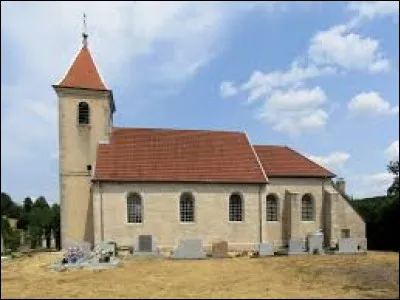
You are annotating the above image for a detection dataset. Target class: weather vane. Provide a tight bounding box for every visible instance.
[82,13,88,47]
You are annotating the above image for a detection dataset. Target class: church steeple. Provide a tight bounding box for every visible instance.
[56,46,107,90]
[55,14,107,91]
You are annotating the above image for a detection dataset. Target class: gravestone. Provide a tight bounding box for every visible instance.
[63,239,92,256]
[288,238,307,254]
[132,235,162,257]
[42,234,47,249]
[50,230,56,249]
[139,235,153,252]
[211,241,229,258]
[358,239,367,252]
[94,241,117,257]
[20,231,25,246]
[171,238,206,259]
[338,238,357,253]
[257,243,274,256]
[308,235,323,255]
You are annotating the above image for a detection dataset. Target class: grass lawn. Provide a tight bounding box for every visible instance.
[1,251,398,299]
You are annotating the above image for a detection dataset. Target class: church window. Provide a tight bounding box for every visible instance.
[266,194,279,221]
[127,193,142,223]
[180,192,195,222]
[78,101,90,124]
[229,193,243,222]
[301,194,314,221]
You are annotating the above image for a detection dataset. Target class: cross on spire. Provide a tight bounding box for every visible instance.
[82,13,88,47]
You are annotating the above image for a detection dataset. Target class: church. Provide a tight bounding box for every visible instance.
[53,33,366,252]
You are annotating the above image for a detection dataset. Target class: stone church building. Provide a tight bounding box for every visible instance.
[53,36,366,252]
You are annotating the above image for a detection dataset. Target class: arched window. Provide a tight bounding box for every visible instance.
[301,194,314,221]
[127,193,142,223]
[229,193,243,222]
[266,194,278,221]
[78,101,90,125]
[180,192,194,222]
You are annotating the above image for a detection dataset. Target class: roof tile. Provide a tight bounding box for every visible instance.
[93,128,267,183]
[56,46,107,90]
[253,145,335,178]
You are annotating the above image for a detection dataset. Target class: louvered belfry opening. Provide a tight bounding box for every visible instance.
[78,102,90,125]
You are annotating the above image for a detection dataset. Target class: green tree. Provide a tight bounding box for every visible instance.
[1,192,21,219]
[1,215,21,253]
[23,197,33,213]
[28,197,52,249]
[51,203,61,250]
[17,197,34,230]
[387,160,399,198]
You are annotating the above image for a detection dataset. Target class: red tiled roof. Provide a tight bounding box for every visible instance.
[56,46,107,90]
[93,128,267,183]
[253,145,336,178]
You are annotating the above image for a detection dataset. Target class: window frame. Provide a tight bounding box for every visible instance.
[301,193,315,222]
[266,193,279,222]
[78,101,90,125]
[228,192,244,223]
[126,192,143,224]
[179,192,195,223]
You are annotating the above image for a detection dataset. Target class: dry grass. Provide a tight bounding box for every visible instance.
[1,251,398,299]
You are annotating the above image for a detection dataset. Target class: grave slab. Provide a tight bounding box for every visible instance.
[308,235,324,255]
[211,241,230,258]
[338,238,358,253]
[257,243,274,256]
[171,238,206,259]
[288,238,307,255]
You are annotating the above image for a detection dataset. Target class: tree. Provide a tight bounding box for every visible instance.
[1,192,21,219]
[17,197,34,230]
[23,197,33,213]
[387,160,399,198]
[51,203,61,250]
[29,197,52,249]
[1,215,21,253]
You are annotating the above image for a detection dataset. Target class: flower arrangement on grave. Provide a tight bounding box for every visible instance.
[98,248,111,263]
[62,246,85,264]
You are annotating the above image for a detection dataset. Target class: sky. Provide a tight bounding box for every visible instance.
[1,1,399,203]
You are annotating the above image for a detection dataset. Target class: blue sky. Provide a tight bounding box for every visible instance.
[1,1,399,203]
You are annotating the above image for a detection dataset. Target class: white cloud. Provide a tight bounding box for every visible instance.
[258,87,329,135]
[307,152,351,172]
[240,64,334,103]
[220,81,239,98]
[385,140,399,161]
[351,172,395,198]
[308,25,390,73]
[1,1,290,201]
[348,91,399,116]
[347,1,399,27]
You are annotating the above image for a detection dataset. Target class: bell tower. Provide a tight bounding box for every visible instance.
[53,16,116,248]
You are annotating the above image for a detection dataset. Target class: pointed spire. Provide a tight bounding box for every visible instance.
[57,46,107,90]
[82,13,88,47]
[55,15,108,91]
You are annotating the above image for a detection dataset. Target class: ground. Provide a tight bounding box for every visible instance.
[1,251,398,299]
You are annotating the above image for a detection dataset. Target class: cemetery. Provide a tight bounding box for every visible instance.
[0,228,396,299]
[2,229,369,270]
[1,248,398,299]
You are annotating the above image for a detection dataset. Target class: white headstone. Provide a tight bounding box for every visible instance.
[171,238,206,259]
[258,243,274,256]
[288,238,306,254]
[50,230,56,249]
[42,234,47,249]
[338,238,358,253]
